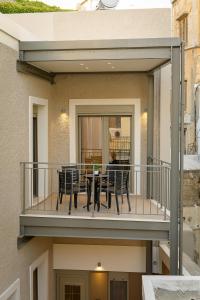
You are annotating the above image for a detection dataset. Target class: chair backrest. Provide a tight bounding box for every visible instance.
[62,165,79,181]
[59,167,78,192]
[107,165,130,190]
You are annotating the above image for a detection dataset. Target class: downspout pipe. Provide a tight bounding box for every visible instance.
[194,83,200,155]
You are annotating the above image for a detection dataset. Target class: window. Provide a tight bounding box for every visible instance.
[184,80,187,110]
[65,285,81,300]
[179,14,188,44]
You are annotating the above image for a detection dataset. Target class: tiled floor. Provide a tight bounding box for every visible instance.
[25,193,168,221]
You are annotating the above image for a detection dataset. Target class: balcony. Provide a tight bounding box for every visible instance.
[20,162,170,240]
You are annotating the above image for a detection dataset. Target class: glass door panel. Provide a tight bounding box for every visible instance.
[79,115,132,165]
[65,285,81,300]
[108,116,131,164]
[79,116,102,164]
[110,281,128,300]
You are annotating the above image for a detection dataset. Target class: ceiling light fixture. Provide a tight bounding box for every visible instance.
[85,66,89,70]
[80,63,84,66]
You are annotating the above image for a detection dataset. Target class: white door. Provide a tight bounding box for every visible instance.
[56,271,88,300]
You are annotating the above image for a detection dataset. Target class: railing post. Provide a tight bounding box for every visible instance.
[22,162,26,213]
[92,164,95,217]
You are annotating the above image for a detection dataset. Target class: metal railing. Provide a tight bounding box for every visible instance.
[148,157,171,212]
[21,162,171,220]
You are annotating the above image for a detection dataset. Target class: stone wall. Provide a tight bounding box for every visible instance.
[183,170,200,206]
[183,169,200,266]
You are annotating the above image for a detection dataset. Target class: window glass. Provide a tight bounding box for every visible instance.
[65,285,81,300]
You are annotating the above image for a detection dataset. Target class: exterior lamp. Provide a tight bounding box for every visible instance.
[61,108,67,114]
[143,108,148,119]
[96,262,103,271]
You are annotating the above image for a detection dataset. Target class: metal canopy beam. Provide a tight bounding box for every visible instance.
[19,38,181,51]
[20,48,171,63]
[20,215,170,241]
[17,60,55,84]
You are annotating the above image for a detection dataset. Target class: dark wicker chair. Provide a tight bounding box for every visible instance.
[100,165,131,215]
[56,166,89,215]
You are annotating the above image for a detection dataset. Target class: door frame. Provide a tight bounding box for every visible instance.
[28,96,48,207]
[69,99,141,167]
[29,251,49,300]
[55,270,89,300]
[108,272,129,300]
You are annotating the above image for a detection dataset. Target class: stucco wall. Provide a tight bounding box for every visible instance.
[0,42,54,300]
[49,73,148,165]
[53,244,146,272]
[7,9,171,41]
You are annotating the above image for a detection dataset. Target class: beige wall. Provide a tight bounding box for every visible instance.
[90,272,108,300]
[7,9,171,41]
[160,65,171,163]
[49,73,148,165]
[0,42,54,299]
[53,244,146,273]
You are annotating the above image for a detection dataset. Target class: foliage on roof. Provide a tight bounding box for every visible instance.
[0,0,70,14]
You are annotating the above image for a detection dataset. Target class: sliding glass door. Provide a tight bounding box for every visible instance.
[78,115,132,165]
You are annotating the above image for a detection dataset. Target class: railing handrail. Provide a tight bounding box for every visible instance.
[20,161,171,169]
[148,156,171,167]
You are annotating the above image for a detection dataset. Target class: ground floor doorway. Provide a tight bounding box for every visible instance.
[55,270,143,300]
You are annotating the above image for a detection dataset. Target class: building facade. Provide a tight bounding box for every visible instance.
[0,8,184,300]
[172,0,200,154]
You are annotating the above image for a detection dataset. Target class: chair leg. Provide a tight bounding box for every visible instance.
[127,190,131,212]
[56,195,59,210]
[87,185,91,211]
[69,193,72,215]
[97,189,100,212]
[60,193,63,204]
[121,194,124,204]
[115,193,120,215]
[74,193,78,208]
[108,193,112,209]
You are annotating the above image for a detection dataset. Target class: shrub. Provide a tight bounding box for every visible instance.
[0,0,70,14]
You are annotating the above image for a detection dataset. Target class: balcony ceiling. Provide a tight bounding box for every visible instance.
[30,58,167,73]
[18,38,181,81]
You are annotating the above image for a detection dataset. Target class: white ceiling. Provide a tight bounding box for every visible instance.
[31,58,167,73]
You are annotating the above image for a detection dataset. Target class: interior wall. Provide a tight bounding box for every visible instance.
[53,244,146,273]
[49,73,148,165]
[129,273,144,300]
[0,42,54,300]
[90,272,108,300]
[160,65,171,163]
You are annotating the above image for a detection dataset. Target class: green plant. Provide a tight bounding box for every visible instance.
[0,0,71,14]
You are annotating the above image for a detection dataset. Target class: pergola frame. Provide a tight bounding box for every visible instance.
[18,37,184,275]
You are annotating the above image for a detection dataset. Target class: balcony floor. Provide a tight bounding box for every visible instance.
[25,193,168,221]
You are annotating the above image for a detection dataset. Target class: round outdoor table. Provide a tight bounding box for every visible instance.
[85,173,108,212]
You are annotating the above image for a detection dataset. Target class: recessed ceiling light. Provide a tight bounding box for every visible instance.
[80,63,84,66]
[111,66,115,69]
[107,62,112,65]
[85,66,89,70]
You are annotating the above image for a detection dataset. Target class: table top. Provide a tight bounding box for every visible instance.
[85,173,108,179]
